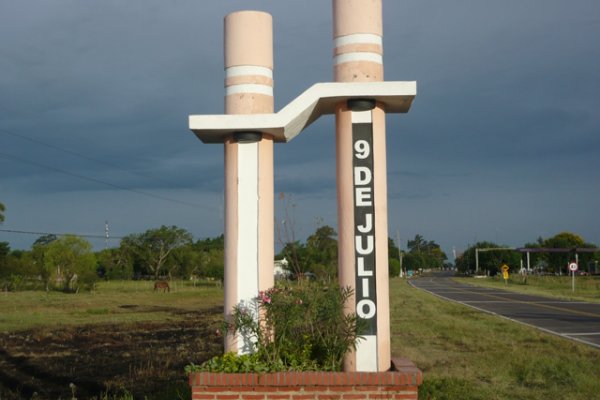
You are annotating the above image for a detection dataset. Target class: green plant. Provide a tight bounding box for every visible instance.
[189,283,364,372]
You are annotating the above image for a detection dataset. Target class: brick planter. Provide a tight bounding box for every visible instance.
[189,358,422,400]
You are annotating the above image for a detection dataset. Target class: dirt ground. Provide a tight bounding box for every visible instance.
[0,305,222,400]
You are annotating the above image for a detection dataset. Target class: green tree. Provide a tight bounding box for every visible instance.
[0,202,5,224]
[543,232,585,273]
[455,241,520,275]
[44,235,97,292]
[405,234,447,271]
[407,234,427,253]
[33,234,58,247]
[403,252,426,272]
[0,242,10,286]
[278,241,308,277]
[120,225,193,279]
[522,239,546,271]
[305,225,338,281]
[388,238,400,261]
[189,235,225,280]
[96,247,133,280]
[388,238,401,276]
[388,258,401,277]
[31,234,58,291]
[0,242,9,258]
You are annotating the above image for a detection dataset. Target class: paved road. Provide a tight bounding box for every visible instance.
[409,272,600,349]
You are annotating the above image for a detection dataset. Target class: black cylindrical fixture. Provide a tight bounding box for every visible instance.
[347,98,376,111]
[233,131,262,143]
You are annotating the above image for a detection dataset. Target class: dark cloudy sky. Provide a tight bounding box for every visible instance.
[1,0,599,260]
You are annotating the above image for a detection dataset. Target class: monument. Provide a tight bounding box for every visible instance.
[189,0,416,372]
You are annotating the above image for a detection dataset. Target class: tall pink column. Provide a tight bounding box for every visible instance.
[333,0,390,371]
[223,11,275,354]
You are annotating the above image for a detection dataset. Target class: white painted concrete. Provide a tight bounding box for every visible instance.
[190,81,416,143]
[351,110,372,124]
[334,52,383,65]
[226,84,274,97]
[236,141,259,353]
[356,335,378,371]
[334,33,382,47]
[226,65,273,79]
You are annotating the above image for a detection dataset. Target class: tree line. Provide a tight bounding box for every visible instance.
[455,232,599,275]
[1,198,447,292]
[0,222,226,292]
[0,219,431,292]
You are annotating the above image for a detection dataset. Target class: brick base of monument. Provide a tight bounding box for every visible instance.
[189,358,422,400]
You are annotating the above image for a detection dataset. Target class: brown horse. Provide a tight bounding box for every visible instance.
[153,281,170,292]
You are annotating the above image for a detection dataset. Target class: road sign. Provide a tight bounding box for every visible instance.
[501,264,509,272]
[502,271,509,280]
[568,262,578,272]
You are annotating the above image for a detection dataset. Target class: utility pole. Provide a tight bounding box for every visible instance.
[105,220,109,250]
[396,230,403,277]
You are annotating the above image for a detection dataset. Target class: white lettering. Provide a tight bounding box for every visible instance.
[356,299,376,319]
[357,213,373,233]
[362,278,370,297]
[355,235,374,255]
[355,187,372,206]
[357,257,374,276]
[354,140,370,159]
[354,166,372,185]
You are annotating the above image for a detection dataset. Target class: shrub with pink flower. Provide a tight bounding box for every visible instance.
[205,283,363,372]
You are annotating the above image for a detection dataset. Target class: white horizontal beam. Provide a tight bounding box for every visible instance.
[189,81,416,143]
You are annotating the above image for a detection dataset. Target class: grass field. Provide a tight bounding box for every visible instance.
[0,280,223,332]
[0,280,225,399]
[390,277,600,400]
[1,278,599,399]
[453,274,600,303]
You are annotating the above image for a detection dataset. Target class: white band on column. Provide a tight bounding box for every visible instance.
[334,33,382,48]
[226,65,273,79]
[226,84,274,96]
[334,52,383,66]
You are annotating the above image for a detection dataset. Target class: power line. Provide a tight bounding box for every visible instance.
[0,228,124,240]
[0,151,203,209]
[0,127,175,187]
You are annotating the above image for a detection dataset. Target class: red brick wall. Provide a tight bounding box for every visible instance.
[189,358,421,400]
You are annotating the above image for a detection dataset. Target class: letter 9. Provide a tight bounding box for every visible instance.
[354,140,370,159]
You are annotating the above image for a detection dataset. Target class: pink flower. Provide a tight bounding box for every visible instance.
[258,290,272,304]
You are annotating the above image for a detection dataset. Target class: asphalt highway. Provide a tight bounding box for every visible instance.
[409,272,600,349]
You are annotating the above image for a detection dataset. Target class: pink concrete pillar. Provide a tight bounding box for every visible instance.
[333,0,390,372]
[223,11,275,354]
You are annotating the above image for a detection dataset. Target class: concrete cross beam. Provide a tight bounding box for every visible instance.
[189,81,416,143]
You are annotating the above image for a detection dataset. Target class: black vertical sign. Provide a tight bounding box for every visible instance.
[352,121,377,335]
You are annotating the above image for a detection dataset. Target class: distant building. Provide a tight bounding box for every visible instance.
[274,258,292,280]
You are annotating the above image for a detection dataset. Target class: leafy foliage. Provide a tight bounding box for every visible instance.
[455,241,520,274]
[542,232,591,273]
[455,233,599,274]
[96,248,134,280]
[121,225,193,278]
[190,283,364,372]
[403,234,448,271]
[44,235,97,292]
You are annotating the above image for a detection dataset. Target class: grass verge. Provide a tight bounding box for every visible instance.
[2,279,599,399]
[390,277,600,400]
[0,279,223,332]
[453,274,600,303]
